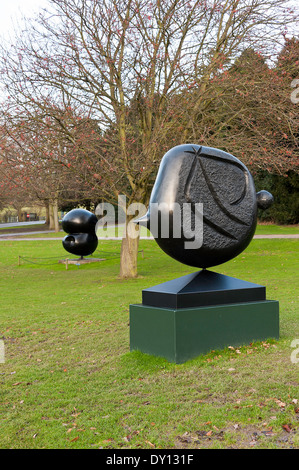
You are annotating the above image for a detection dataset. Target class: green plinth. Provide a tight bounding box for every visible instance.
[129,300,279,364]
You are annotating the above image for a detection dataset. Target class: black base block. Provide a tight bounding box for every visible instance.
[142,270,265,309]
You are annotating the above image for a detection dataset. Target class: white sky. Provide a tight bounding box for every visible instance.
[0,0,49,41]
[1,0,298,41]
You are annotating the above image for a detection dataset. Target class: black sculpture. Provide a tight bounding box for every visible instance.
[135,144,273,268]
[62,209,98,258]
[130,144,279,364]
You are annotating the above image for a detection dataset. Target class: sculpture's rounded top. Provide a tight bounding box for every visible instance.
[62,208,98,234]
[136,144,273,268]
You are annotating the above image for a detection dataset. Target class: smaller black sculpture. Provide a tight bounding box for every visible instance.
[62,209,98,258]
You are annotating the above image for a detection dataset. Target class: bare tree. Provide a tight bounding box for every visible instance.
[0,0,297,276]
[0,110,83,231]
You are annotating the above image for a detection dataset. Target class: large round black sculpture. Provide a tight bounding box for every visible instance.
[62,209,98,258]
[135,144,273,268]
[130,144,279,364]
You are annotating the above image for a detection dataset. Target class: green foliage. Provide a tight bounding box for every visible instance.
[254,171,299,225]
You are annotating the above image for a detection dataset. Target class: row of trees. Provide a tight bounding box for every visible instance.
[0,109,103,229]
[0,0,298,277]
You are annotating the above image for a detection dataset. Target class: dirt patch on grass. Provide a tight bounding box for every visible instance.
[175,423,298,449]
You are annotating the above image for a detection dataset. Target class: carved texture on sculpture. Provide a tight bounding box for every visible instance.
[136,144,273,268]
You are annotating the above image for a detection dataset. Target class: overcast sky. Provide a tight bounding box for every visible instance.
[1,0,298,40]
[0,0,48,40]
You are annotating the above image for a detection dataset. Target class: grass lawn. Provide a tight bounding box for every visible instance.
[254,224,299,235]
[0,235,298,449]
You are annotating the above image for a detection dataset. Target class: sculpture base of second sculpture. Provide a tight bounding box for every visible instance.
[129,270,279,364]
[58,257,106,268]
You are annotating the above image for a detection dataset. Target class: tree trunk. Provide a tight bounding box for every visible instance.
[17,208,22,223]
[45,202,50,226]
[53,198,60,232]
[119,214,140,278]
[49,202,55,230]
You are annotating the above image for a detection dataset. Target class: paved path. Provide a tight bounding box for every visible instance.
[0,221,45,228]
[0,233,298,241]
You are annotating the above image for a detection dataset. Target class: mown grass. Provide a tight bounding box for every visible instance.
[0,235,298,449]
[255,224,299,235]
